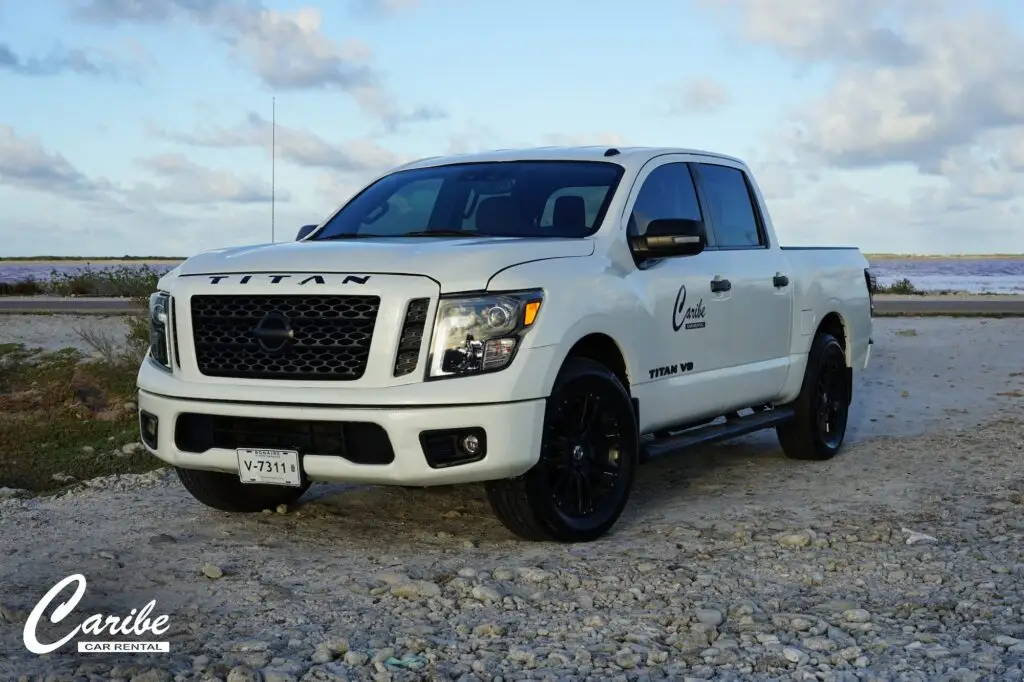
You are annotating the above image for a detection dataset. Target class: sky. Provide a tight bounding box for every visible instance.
[2,0,1024,257]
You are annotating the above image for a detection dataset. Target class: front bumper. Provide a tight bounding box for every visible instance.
[138,389,546,486]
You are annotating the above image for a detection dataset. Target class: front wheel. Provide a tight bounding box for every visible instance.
[776,332,851,460]
[176,467,311,513]
[485,357,638,542]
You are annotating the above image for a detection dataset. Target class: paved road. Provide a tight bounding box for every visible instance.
[872,297,1024,316]
[0,297,143,314]
[1,295,1024,316]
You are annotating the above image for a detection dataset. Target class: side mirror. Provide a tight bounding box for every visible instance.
[296,224,318,241]
[628,218,706,258]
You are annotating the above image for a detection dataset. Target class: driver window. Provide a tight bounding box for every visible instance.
[358,178,444,235]
[628,163,702,236]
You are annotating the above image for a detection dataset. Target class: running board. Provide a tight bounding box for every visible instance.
[639,406,796,463]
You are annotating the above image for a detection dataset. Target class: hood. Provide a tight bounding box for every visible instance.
[172,236,595,292]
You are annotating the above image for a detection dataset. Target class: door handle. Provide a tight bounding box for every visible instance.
[710,278,731,293]
[773,274,790,287]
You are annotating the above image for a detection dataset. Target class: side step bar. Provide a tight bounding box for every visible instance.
[639,406,796,463]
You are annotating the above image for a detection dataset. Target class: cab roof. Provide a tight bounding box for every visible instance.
[393,145,748,174]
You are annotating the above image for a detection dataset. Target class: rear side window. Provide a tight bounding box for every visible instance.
[627,162,703,236]
[694,163,764,248]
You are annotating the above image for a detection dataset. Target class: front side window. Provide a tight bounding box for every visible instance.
[311,161,625,240]
[627,162,703,236]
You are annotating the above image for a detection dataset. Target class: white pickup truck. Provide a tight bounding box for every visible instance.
[137,146,874,542]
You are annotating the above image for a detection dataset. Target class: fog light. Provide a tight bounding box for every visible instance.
[419,427,487,469]
[459,434,481,455]
[139,411,159,449]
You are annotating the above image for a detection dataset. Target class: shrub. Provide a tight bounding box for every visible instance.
[46,265,162,298]
[875,277,918,295]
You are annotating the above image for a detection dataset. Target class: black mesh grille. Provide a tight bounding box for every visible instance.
[175,413,394,464]
[190,295,380,380]
[393,298,430,377]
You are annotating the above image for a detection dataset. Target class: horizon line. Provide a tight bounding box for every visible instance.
[1,251,1023,261]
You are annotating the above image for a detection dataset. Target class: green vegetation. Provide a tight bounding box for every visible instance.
[0,300,159,492]
[874,277,920,295]
[0,264,164,297]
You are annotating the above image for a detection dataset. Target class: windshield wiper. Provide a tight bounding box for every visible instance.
[399,230,479,237]
[317,233,391,240]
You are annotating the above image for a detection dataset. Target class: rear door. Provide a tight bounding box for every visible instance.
[690,160,793,401]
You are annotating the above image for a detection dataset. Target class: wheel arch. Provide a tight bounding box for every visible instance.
[815,310,849,362]
[814,310,853,402]
[540,330,633,398]
[558,332,631,391]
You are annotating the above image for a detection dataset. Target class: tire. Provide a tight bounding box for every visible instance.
[776,332,851,461]
[175,466,311,513]
[485,357,639,542]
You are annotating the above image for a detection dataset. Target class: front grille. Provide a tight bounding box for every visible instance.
[175,413,395,465]
[190,295,380,381]
[393,298,430,377]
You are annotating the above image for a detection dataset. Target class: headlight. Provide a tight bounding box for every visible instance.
[426,290,543,379]
[148,291,172,371]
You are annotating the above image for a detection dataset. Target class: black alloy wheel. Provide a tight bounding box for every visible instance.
[777,332,851,461]
[485,357,638,542]
[815,343,849,450]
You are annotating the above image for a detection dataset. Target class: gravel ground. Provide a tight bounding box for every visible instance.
[0,315,130,354]
[1,316,1023,681]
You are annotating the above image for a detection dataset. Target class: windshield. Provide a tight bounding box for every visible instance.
[309,160,624,240]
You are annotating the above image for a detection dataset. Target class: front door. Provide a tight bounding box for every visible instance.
[622,158,738,433]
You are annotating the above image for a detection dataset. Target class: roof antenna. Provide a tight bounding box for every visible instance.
[604,148,620,157]
[271,96,276,243]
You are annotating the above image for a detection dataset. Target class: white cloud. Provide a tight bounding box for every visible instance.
[702,0,929,65]
[444,126,629,156]
[133,154,287,205]
[697,0,1024,252]
[537,132,629,148]
[70,0,445,132]
[670,78,730,114]
[157,113,403,173]
[349,0,420,17]
[0,125,288,210]
[788,13,1024,172]
[0,125,114,199]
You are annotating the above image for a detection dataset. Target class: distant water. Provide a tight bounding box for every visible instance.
[867,257,1024,294]
[2,257,1023,294]
[0,262,180,285]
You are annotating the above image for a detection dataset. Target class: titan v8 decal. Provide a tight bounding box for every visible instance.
[205,274,371,285]
[672,284,706,331]
[648,361,694,380]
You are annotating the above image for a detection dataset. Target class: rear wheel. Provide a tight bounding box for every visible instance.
[485,357,638,542]
[176,467,311,513]
[776,332,851,460]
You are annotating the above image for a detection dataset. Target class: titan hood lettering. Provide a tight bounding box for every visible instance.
[205,274,370,285]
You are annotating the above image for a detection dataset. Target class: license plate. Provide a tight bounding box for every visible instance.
[236,448,302,487]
